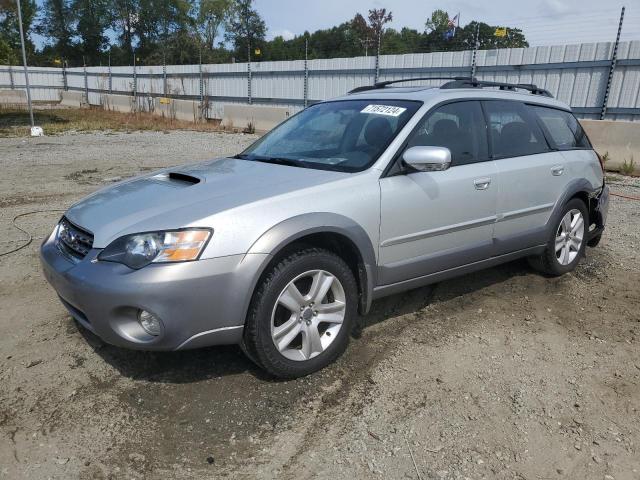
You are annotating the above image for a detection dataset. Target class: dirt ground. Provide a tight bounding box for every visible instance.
[1,131,639,480]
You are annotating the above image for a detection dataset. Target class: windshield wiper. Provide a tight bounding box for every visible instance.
[236,154,309,169]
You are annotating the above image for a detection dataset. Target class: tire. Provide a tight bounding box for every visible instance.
[587,233,602,248]
[243,247,358,379]
[528,198,588,276]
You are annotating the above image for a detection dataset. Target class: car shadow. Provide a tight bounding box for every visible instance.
[356,259,532,333]
[77,326,270,382]
[77,259,533,383]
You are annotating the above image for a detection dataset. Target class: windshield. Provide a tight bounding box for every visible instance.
[237,99,421,172]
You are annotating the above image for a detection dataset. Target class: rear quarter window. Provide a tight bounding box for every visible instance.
[529,105,592,150]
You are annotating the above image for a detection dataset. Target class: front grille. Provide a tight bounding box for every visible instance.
[57,217,94,260]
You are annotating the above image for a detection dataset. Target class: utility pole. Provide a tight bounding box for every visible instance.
[162,50,167,96]
[133,51,137,111]
[601,6,625,120]
[199,47,204,120]
[108,51,112,94]
[470,23,480,78]
[374,30,381,84]
[62,59,68,91]
[244,1,252,105]
[82,56,89,104]
[304,37,309,108]
[247,43,252,105]
[16,0,35,131]
[8,61,15,89]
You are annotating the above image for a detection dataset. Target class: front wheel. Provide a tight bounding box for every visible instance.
[528,198,588,276]
[243,248,358,378]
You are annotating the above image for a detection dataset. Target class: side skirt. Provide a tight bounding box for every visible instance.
[371,245,545,300]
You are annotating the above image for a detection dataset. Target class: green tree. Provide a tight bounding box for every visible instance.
[73,0,111,64]
[350,13,373,56]
[0,36,14,63]
[380,27,422,55]
[36,0,75,63]
[224,0,265,62]
[458,21,528,50]
[367,7,392,53]
[198,0,230,51]
[110,0,137,59]
[425,9,449,33]
[0,0,37,63]
[134,0,194,60]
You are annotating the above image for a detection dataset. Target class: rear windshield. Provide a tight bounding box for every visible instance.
[529,105,592,150]
[238,99,421,172]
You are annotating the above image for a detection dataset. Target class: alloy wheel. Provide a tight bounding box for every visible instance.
[271,270,346,361]
[555,209,584,266]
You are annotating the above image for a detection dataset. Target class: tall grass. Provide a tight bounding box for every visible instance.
[0,106,225,137]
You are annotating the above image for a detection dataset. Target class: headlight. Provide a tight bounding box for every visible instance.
[98,229,212,269]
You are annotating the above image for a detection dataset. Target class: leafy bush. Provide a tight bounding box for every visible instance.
[620,156,636,176]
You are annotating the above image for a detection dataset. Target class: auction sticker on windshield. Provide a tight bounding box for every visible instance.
[361,104,407,117]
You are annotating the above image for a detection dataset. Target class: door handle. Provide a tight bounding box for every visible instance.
[474,178,491,190]
[551,165,565,176]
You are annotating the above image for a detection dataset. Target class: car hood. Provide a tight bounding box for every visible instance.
[65,157,347,247]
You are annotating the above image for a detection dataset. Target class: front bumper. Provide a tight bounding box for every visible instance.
[40,232,268,350]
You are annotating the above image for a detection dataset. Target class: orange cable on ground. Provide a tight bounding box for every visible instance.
[611,192,640,201]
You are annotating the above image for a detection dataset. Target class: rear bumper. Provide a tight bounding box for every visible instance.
[587,184,609,241]
[40,231,268,350]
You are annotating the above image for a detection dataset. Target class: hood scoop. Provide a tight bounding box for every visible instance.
[150,171,202,187]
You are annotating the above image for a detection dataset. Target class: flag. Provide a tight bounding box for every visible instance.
[494,27,507,37]
[444,13,460,40]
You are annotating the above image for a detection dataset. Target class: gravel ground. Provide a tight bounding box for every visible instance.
[0,131,639,480]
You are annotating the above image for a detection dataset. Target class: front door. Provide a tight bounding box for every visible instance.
[378,100,498,285]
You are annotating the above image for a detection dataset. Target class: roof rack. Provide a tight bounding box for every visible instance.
[441,77,553,97]
[348,76,472,94]
[348,76,553,98]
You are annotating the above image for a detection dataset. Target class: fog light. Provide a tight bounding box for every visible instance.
[138,310,162,336]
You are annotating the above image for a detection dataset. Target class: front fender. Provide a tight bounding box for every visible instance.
[243,212,378,315]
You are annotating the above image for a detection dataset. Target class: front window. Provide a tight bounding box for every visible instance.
[237,100,421,172]
[405,101,488,166]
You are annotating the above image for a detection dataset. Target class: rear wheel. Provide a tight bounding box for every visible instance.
[243,248,357,378]
[528,198,588,276]
[587,233,602,248]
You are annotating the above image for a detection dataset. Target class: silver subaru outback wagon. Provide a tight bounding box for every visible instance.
[41,77,609,378]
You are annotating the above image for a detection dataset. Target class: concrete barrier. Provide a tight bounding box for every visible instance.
[155,97,201,122]
[59,90,86,108]
[222,104,290,132]
[581,119,640,173]
[0,89,27,106]
[172,99,200,122]
[103,94,134,113]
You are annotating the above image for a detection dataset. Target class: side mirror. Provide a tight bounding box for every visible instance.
[402,146,451,172]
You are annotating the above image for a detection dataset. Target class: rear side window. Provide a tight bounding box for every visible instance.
[483,100,550,158]
[405,101,488,166]
[529,105,592,150]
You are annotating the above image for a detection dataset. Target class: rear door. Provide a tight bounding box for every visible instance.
[378,100,498,285]
[483,100,564,255]
[529,104,603,192]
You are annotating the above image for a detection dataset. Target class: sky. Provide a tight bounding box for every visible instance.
[256,0,639,47]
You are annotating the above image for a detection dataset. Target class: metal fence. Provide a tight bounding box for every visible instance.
[1,40,640,121]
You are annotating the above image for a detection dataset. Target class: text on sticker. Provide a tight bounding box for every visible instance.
[361,105,407,117]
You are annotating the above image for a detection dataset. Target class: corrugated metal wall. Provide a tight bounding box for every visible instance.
[1,40,639,120]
